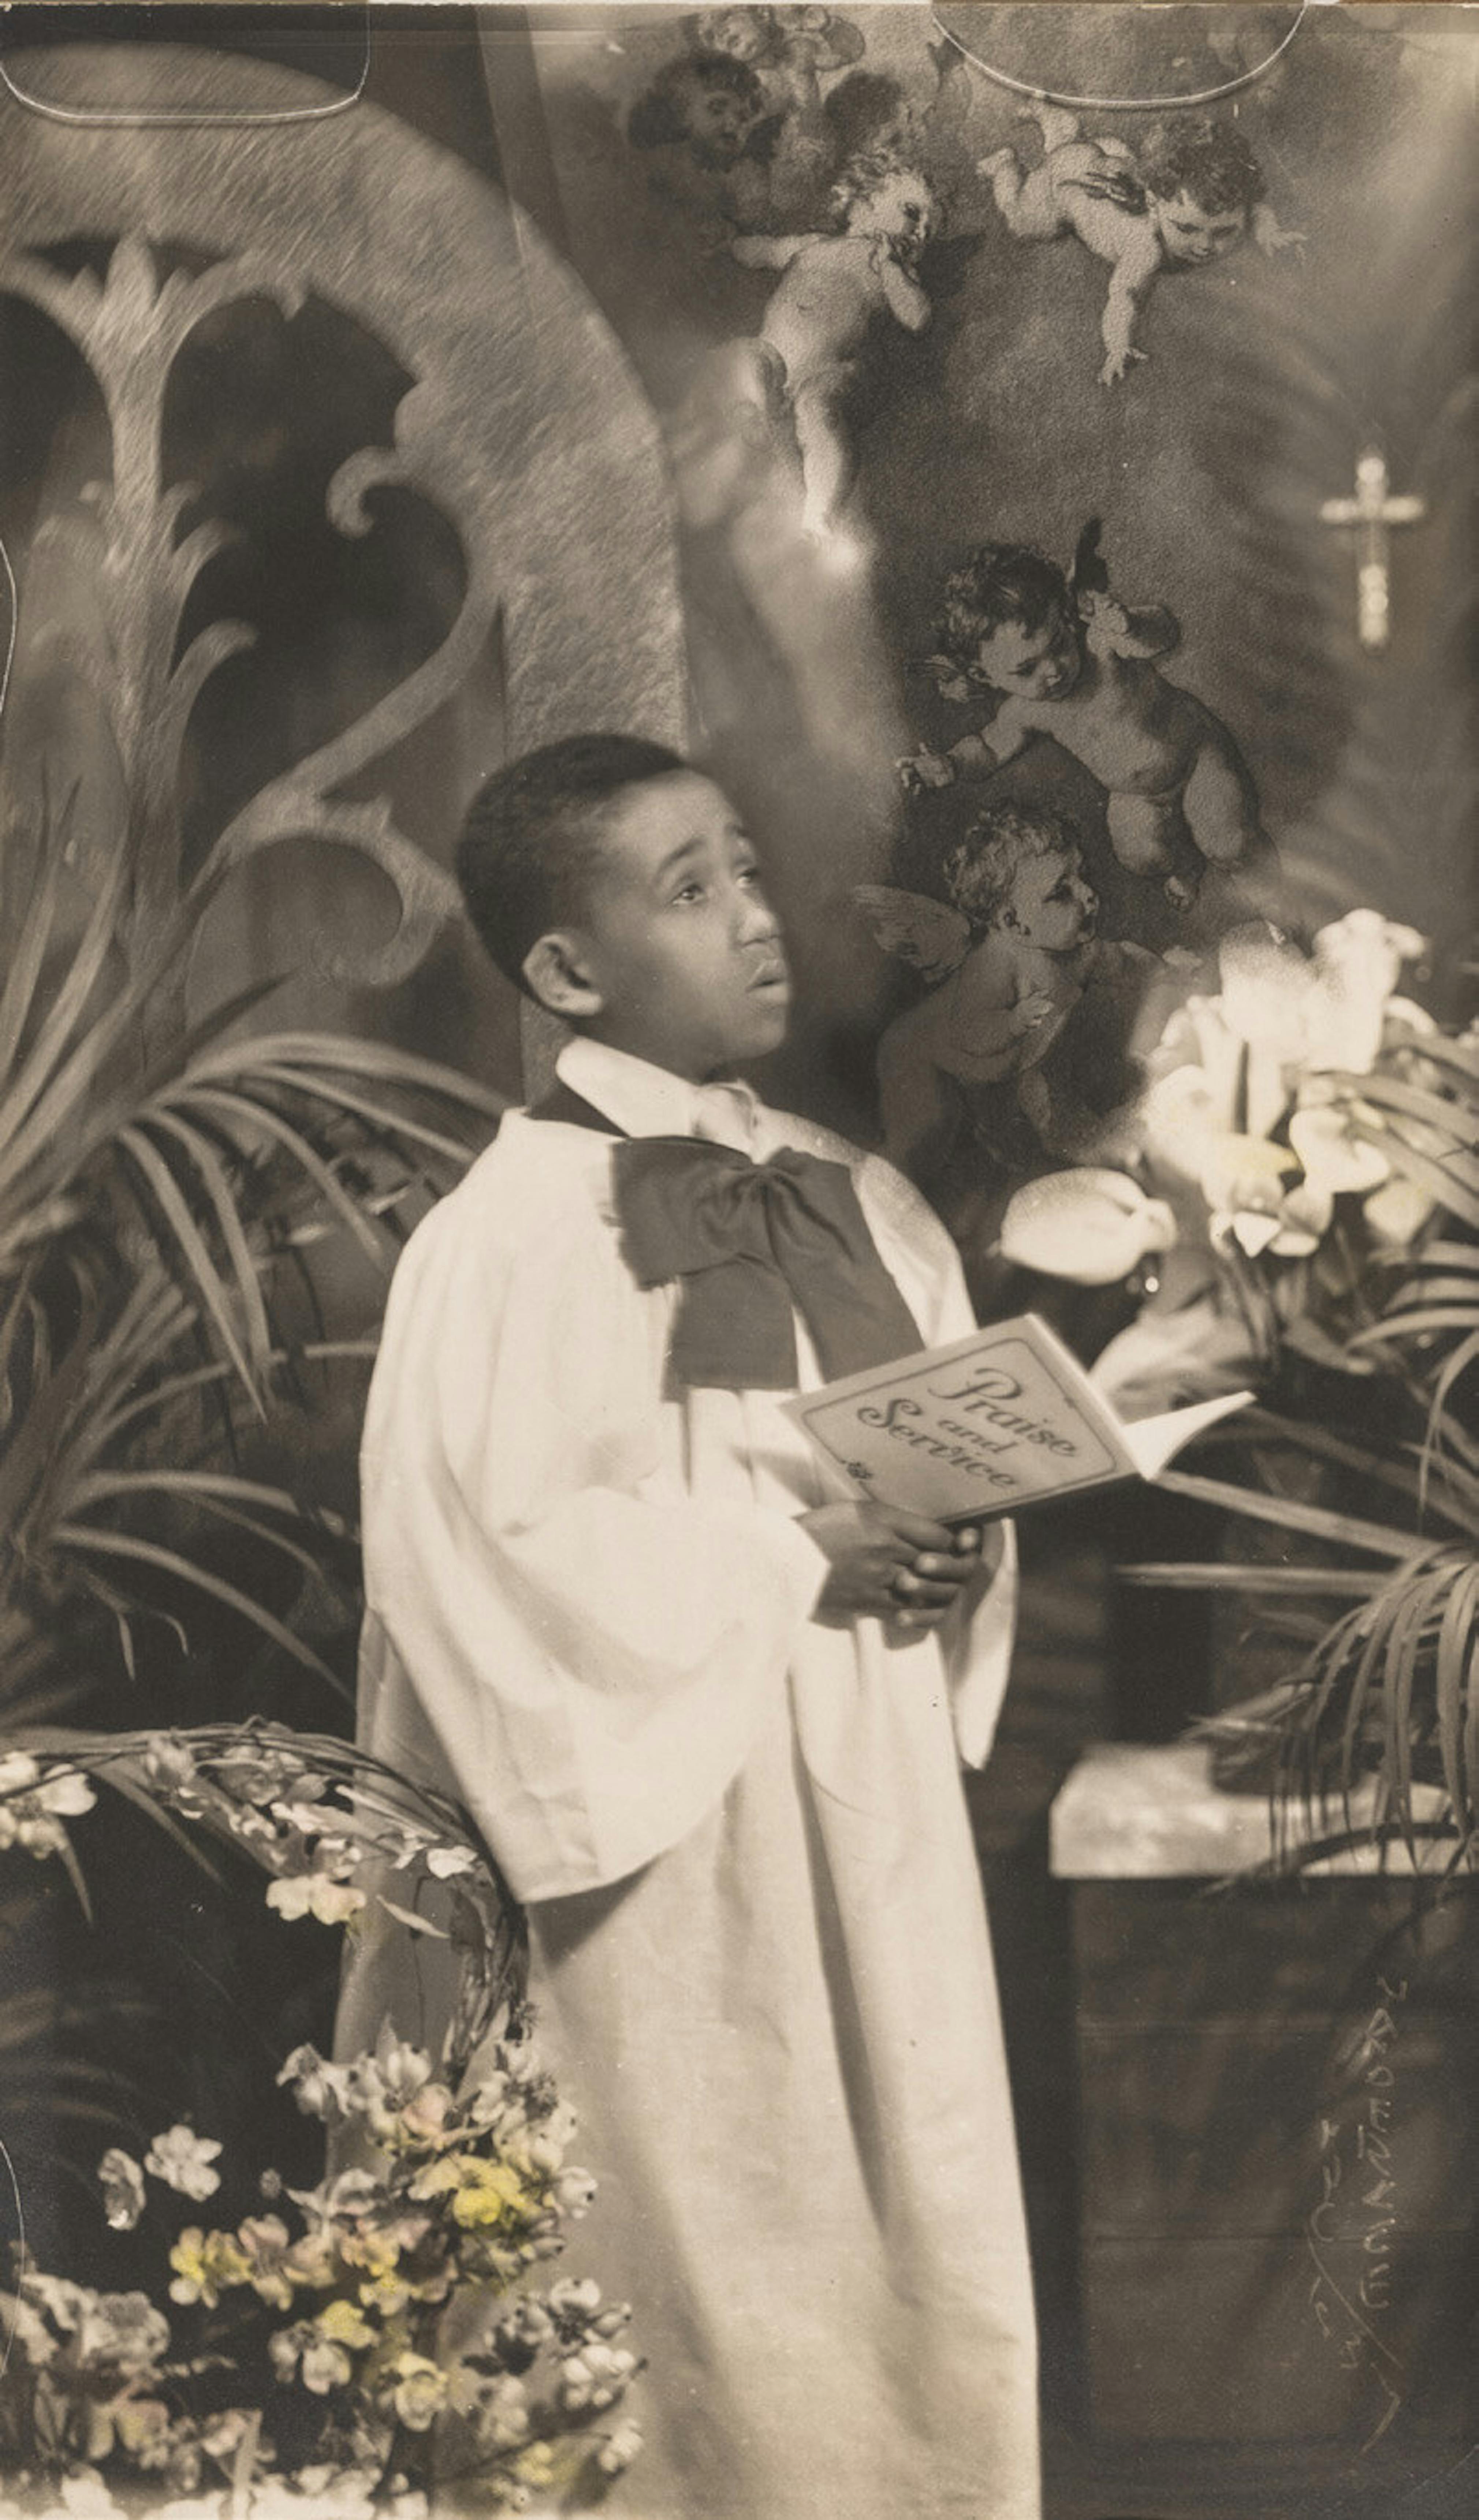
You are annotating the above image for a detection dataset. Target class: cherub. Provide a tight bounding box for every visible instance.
[627,47,780,232]
[720,152,939,537]
[822,67,926,167]
[979,105,1304,384]
[682,7,866,224]
[685,8,866,121]
[900,528,1273,912]
[858,804,1153,1186]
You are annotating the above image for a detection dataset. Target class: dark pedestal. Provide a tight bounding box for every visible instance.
[1051,1749,1479,2512]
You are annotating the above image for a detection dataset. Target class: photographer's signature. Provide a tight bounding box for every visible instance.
[1305,1972,1409,2452]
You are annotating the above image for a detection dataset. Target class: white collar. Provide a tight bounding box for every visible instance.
[555,1037,761,1150]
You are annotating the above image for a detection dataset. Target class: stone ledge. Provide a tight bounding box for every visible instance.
[1050,1740,1456,1879]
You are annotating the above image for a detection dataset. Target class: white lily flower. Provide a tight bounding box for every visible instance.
[999,1169,1177,1285]
[1216,929,1317,1070]
[1310,912,1431,1068]
[1307,909,1427,1076]
[1363,1173,1437,1246]
[1141,1063,1225,1183]
[1202,1137,1333,1260]
[1287,1101,1390,1197]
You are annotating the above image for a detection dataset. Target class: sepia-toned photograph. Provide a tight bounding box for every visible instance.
[0,6,1473,2515]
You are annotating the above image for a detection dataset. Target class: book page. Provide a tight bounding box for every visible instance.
[1120,1391,1255,1481]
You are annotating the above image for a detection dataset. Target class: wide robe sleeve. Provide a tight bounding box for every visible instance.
[357,1145,828,1904]
[852,1149,1020,1771]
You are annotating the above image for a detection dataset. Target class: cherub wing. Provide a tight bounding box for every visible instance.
[1070,516,1109,604]
[853,886,972,984]
[1062,160,1146,215]
[918,650,975,707]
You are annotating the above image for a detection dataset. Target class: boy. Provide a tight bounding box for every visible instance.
[979,104,1303,385]
[901,536,1272,911]
[339,734,1038,2519]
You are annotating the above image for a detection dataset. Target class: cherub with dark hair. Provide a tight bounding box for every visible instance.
[901,525,1274,912]
[717,152,939,537]
[857,802,1154,1181]
[627,46,780,230]
[679,7,866,224]
[979,105,1303,383]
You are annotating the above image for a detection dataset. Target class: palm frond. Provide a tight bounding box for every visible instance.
[49,1524,348,1698]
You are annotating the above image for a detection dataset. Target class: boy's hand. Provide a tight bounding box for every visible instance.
[800,1503,981,1629]
[1013,989,1055,1032]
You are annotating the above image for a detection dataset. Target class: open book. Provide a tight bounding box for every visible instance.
[784,1313,1249,1526]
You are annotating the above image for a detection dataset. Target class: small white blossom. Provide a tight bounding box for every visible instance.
[97,2146,146,2230]
[554,2165,597,2216]
[145,2124,223,2202]
[56,2476,126,2520]
[423,1844,478,1879]
[596,2416,644,2476]
[266,1875,366,1925]
[277,2042,352,2121]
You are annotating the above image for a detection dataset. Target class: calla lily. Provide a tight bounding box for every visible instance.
[1362,1173,1437,1247]
[1211,913,1427,1088]
[1000,1168,1177,1285]
[1140,1060,1227,1181]
[1200,1136,1333,1259]
[1216,928,1317,1073]
[1287,1101,1390,1197]
[1309,910,1427,1074]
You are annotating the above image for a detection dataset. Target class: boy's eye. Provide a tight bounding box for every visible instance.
[673,879,708,905]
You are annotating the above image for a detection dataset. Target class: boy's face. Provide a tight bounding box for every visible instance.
[568,772,791,1080]
[1153,190,1248,264]
[1009,847,1098,952]
[971,604,1082,701]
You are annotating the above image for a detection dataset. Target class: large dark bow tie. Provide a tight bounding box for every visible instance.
[612,1134,923,1392]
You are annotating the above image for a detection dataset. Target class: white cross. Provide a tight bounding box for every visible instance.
[1319,449,1425,651]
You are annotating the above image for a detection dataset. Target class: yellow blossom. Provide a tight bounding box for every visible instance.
[339,2226,402,2280]
[447,2159,537,2231]
[389,2352,450,2430]
[314,2297,376,2351]
[168,2228,251,2309]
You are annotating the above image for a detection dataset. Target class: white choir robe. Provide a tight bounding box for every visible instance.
[336,1038,1040,2520]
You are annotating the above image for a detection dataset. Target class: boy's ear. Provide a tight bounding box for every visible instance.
[521,931,604,1022]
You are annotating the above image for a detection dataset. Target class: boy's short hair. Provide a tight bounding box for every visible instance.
[1140,117,1265,214]
[935,543,1070,665]
[943,803,1080,930]
[457,733,688,991]
[628,48,765,150]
